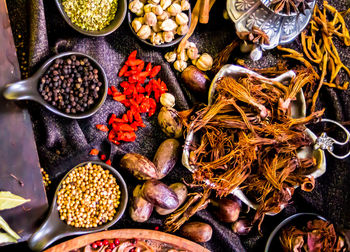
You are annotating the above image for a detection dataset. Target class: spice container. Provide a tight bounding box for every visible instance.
[28,161,128,251]
[55,0,127,36]
[127,0,191,47]
[3,52,108,119]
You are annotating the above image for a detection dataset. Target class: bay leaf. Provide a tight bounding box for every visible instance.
[0,232,17,244]
[0,216,20,240]
[0,191,30,210]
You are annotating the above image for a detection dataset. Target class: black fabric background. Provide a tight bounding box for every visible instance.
[4,0,350,251]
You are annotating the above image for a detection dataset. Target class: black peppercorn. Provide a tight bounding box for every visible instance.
[38,55,102,114]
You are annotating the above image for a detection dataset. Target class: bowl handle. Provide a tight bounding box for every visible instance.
[2,77,40,102]
[314,118,350,159]
[28,201,72,251]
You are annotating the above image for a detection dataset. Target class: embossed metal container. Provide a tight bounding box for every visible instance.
[226,0,316,60]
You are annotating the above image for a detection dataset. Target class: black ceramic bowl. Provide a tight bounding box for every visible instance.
[55,0,127,36]
[28,161,128,251]
[3,52,108,119]
[127,3,191,48]
[264,213,328,252]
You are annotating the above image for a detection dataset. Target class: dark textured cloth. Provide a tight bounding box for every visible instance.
[5,0,350,251]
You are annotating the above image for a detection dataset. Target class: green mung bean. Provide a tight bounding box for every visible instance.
[62,0,118,31]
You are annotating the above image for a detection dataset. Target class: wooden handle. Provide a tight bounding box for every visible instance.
[199,0,210,24]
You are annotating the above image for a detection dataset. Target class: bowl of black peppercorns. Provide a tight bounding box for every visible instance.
[3,52,108,119]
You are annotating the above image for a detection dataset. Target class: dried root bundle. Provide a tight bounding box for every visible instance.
[166,71,324,232]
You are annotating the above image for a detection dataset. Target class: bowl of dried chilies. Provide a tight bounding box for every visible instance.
[265,213,347,251]
[180,64,350,231]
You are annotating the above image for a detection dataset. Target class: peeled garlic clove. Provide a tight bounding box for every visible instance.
[180,0,190,11]
[152,5,164,15]
[129,0,144,14]
[150,32,163,45]
[157,11,169,21]
[144,12,157,26]
[167,3,182,16]
[137,25,152,40]
[162,31,175,43]
[177,49,188,61]
[160,93,176,107]
[160,0,172,10]
[173,60,187,72]
[176,24,189,35]
[196,53,213,71]
[160,19,177,32]
[144,3,154,13]
[175,13,188,25]
[187,46,199,60]
[165,51,177,63]
[132,19,143,33]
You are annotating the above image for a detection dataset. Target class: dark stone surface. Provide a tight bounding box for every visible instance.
[4,0,350,251]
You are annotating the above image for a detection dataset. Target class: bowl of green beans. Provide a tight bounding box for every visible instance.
[55,0,127,36]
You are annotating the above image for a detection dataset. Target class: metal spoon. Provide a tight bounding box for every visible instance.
[28,161,128,251]
[2,51,108,120]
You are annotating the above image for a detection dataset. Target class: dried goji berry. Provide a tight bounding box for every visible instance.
[113,95,126,102]
[107,87,112,96]
[118,65,128,77]
[149,65,161,78]
[128,50,137,60]
[100,154,106,161]
[96,124,109,132]
[89,149,99,155]
[108,114,116,125]
[126,59,144,67]
[136,61,144,72]
[105,159,112,165]
[127,110,133,123]
[146,62,152,72]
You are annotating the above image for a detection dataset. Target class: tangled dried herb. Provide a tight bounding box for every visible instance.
[278,1,350,112]
[166,71,324,232]
[62,0,118,31]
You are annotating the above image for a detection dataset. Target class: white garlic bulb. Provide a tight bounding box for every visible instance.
[165,51,177,63]
[176,24,189,35]
[175,13,188,25]
[144,12,157,26]
[196,53,213,71]
[160,0,172,10]
[160,19,178,31]
[180,0,190,11]
[173,60,187,72]
[162,31,175,43]
[167,3,182,16]
[152,5,164,15]
[160,93,176,107]
[137,25,152,39]
[132,19,143,32]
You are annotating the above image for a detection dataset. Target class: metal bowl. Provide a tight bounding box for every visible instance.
[264,213,327,252]
[55,0,127,37]
[28,161,128,251]
[127,2,191,48]
[2,52,108,120]
[182,64,326,215]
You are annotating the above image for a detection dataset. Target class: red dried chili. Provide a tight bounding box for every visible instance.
[99,50,169,145]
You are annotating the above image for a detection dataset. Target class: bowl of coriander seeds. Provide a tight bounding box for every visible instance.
[28,161,128,251]
[55,0,127,36]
